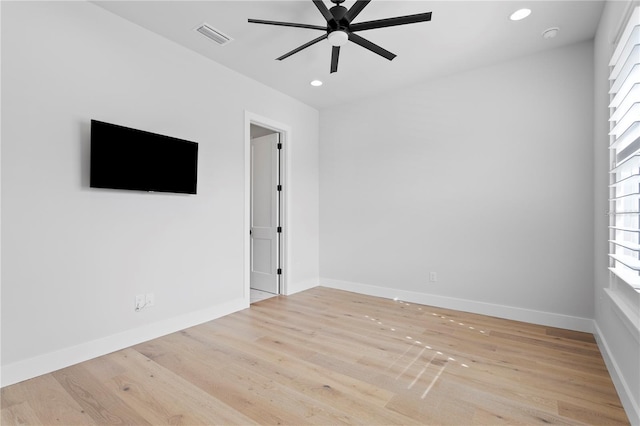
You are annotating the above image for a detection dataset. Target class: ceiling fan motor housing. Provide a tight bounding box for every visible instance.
[330,5,349,28]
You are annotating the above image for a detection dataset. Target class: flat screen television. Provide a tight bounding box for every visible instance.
[90,120,198,194]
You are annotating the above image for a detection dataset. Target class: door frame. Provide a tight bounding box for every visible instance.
[244,111,290,301]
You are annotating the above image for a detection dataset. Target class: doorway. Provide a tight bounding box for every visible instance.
[245,113,289,304]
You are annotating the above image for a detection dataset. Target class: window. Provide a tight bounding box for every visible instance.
[609,6,640,291]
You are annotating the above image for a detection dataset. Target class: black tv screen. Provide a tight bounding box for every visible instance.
[90,120,198,194]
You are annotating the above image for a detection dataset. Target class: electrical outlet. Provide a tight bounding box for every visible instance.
[135,294,145,311]
[429,272,437,282]
[145,293,155,307]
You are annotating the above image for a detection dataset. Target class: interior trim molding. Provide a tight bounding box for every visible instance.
[594,321,640,426]
[244,111,292,298]
[286,278,320,296]
[604,287,640,343]
[320,278,594,333]
[1,297,248,388]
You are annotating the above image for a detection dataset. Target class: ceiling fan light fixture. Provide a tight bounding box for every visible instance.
[328,30,349,47]
[509,8,531,21]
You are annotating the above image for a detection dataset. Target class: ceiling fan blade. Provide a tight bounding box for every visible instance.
[312,0,337,28]
[277,34,328,61]
[330,46,340,73]
[248,18,326,31]
[345,0,371,23]
[350,12,432,32]
[348,33,396,61]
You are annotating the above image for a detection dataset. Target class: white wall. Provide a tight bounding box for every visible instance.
[320,41,595,331]
[593,1,640,423]
[1,1,319,386]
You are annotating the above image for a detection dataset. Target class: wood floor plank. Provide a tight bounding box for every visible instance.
[153,326,421,425]
[1,287,630,425]
[137,333,359,425]
[186,330,421,424]
[558,399,630,424]
[1,401,42,426]
[387,374,577,426]
[137,332,327,425]
[0,373,95,425]
[547,327,597,343]
[51,364,153,425]
[95,348,257,425]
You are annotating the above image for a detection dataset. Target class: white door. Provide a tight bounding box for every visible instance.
[250,133,280,294]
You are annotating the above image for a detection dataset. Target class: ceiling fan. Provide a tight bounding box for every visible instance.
[248,0,432,73]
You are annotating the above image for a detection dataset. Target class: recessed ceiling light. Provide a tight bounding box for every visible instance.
[542,27,560,39]
[310,80,323,87]
[509,8,531,21]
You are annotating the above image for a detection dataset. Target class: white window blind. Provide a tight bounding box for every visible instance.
[609,6,640,290]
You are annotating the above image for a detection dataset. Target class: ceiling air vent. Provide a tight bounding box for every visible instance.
[195,23,233,46]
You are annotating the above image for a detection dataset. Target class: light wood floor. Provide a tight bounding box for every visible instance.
[1,287,629,425]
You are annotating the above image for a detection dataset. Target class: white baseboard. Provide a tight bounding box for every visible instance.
[321,278,594,333]
[1,297,248,388]
[594,322,640,426]
[285,277,319,296]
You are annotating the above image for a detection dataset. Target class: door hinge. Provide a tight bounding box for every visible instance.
[277,226,282,233]
[277,268,282,275]
[277,143,282,150]
[277,184,282,192]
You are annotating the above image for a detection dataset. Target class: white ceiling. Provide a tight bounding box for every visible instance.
[93,0,604,110]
